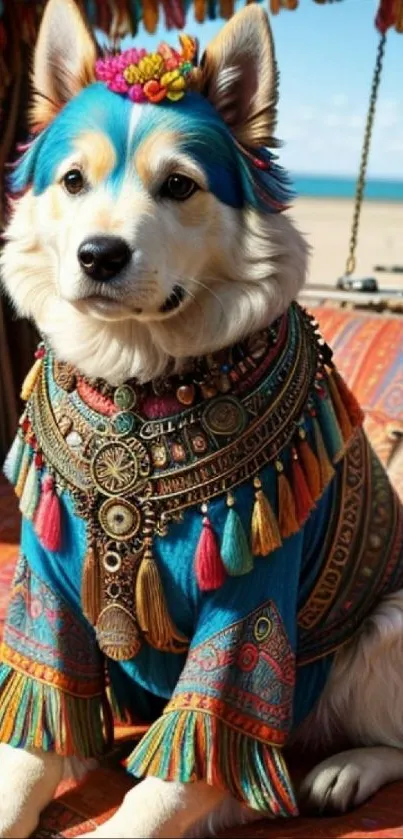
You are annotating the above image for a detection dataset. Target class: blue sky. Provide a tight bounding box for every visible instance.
[100,0,403,178]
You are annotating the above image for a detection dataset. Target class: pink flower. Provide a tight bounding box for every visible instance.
[129,84,147,103]
[109,73,129,94]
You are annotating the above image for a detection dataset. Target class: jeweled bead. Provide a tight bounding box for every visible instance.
[176,384,195,405]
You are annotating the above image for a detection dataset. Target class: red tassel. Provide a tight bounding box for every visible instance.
[332,370,365,428]
[35,475,62,552]
[291,453,314,525]
[195,516,226,591]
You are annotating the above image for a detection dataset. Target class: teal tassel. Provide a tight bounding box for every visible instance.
[316,395,344,461]
[3,432,25,486]
[221,498,253,576]
[19,458,40,521]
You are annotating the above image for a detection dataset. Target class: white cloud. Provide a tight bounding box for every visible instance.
[331,93,348,108]
[347,114,365,129]
[278,88,403,177]
[324,113,342,127]
[294,105,316,122]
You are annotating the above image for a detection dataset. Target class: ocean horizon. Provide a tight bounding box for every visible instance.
[292,174,403,202]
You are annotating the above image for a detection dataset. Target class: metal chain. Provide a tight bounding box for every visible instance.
[344,32,387,276]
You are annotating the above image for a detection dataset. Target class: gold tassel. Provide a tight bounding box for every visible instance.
[312,415,335,491]
[276,461,299,539]
[327,370,353,442]
[251,478,282,555]
[297,428,321,501]
[81,544,101,625]
[14,446,32,499]
[20,357,43,402]
[136,541,188,653]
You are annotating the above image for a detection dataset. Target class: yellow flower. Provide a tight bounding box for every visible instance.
[161,70,187,102]
[138,54,164,82]
[123,53,164,85]
[123,64,141,84]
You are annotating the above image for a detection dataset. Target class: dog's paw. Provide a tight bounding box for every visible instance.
[299,747,403,815]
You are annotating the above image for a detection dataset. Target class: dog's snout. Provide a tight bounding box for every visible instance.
[78,236,131,282]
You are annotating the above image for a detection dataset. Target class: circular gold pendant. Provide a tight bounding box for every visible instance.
[91,440,138,496]
[98,497,141,540]
[202,396,246,436]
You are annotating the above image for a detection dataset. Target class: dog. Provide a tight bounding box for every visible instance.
[1,1,403,837]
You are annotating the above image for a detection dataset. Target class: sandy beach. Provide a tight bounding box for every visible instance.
[290,198,403,291]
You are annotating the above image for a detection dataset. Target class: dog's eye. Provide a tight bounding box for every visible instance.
[63,169,85,195]
[160,174,198,201]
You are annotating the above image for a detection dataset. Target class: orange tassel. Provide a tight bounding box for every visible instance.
[297,430,321,500]
[35,475,62,552]
[291,452,314,525]
[327,371,353,442]
[219,0,234,17]
[251,478,282,555]
[276,462,299,539]
[331,369,364,429]
[194,0,206,21]
[312,416,335,491]
[142,0,159,32]
[195,510,226,591]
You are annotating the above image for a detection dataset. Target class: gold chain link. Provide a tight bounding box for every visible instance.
[344,33,387,276]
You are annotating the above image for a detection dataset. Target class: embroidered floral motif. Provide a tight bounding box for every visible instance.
[167,601,295,744]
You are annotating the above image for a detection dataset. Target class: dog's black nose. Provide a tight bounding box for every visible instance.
[78,236,131,282]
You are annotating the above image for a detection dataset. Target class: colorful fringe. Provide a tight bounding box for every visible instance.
[0,663,110,759]
[127,709,298,816]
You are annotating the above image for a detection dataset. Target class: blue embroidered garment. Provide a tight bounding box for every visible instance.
[1,303,402,817]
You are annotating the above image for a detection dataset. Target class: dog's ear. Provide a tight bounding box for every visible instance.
[195,5,279,148]
[30,0,97,130]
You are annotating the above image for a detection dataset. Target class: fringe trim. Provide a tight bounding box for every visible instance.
[127,709,298,816]
[0,664,110,759]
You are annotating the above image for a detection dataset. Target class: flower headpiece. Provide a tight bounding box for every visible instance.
[95,35,198,104]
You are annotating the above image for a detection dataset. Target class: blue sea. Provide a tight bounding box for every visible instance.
[292,174,403,202]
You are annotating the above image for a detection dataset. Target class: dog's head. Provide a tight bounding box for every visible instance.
[1,0,308,383]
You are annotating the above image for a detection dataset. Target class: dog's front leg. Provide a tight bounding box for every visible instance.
[0,744,65,838]
[79,776,257,839]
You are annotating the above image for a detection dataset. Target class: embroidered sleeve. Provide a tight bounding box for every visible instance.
[127,601,298,817]
[0,554,110,758]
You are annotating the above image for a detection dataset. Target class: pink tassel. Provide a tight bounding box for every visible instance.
[35,475,62,552]
[195,516,226,591]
